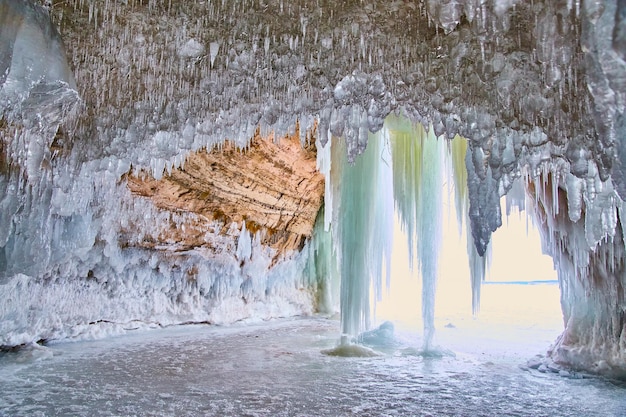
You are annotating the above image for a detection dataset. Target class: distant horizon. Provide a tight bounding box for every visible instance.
[376,181,560,330]
[483,280,559,285]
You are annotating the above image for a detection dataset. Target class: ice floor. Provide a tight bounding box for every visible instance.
[1,305,625,417]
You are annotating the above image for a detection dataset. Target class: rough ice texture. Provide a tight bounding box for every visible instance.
[42,0,623,254]
[0,0,625,376]
[528,173,626,379]
[0,0,319,346]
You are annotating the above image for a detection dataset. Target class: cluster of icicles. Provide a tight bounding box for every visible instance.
[311,115,488,353]
[312,112,626,358]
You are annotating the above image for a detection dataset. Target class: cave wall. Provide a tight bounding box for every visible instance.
[528,174,626,378]
[0,0,323,346]
[125,128,324,260]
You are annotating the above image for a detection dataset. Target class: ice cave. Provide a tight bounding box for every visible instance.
[1,0,626,415]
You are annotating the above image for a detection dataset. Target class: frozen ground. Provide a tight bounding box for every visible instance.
[1,296,625,417]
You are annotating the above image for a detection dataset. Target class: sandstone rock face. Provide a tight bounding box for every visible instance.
[126,129,324,259]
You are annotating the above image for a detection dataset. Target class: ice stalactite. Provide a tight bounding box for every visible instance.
[389,118,444,350]
[316,133,334,232]
[236,222,252,263]
[467,231,487,315]
[305,206,340,316]
[448,133,488,314]
[330,129,394,339]
[326,115,486,350]
[449,135,469,237]
[415,128,444,351]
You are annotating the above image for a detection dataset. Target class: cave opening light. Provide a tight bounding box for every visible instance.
[318,114,561,356]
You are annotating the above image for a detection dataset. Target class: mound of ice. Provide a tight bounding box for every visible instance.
[321,343,381,358]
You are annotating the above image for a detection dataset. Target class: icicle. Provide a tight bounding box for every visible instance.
[389,118,445,351]
[373,127,394,301]
[236,221,252,262]
[388,114,423,269]
[332,129,393,338]
[316,134,333,232]
[467,215,487,315]
[209,42,220,68]
[306,206,340,315]
[449,134,468,236]
[416,126,444,351]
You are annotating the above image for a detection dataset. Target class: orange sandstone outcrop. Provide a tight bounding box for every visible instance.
[126,128,325,259]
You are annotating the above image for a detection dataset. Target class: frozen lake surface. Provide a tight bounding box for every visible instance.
[1,295,625,417]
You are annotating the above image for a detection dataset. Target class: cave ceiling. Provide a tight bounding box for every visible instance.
[2,0,626,255]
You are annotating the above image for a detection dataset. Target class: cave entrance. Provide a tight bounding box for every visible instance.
[323,114,563,356]
[374,189,562,357]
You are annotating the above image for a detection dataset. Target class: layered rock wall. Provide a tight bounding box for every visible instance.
[126,129,324,260]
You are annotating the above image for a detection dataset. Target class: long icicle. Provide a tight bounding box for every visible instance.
[389,119,444,351]
[416,125,443,351]
[448,135,487,314]
[333,130,393,339]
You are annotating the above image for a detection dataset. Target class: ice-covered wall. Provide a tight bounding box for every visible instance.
[527,173,626,378]
[52,0,623,255]
[0,0,75,98]
[0,0,319,346]
[1,0,626,376]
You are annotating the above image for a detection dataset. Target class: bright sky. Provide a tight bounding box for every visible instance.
[361,126,563,349]
[374,194,560,333]
[488,207,555,282]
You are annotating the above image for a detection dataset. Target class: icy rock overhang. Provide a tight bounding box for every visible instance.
[0,1,322,346]
[125,128,324,261]
[36,0,624,256]
[527,174,626,379]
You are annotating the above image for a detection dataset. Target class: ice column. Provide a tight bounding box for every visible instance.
[331,129,394,339]
[389,118,444,350]
[306,206,340,315]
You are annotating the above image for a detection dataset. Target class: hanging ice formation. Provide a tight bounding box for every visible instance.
[388,118,443,350]
[305,206,340,316]
[448,132,489,314]
[318,114,485,350]
[387,117,487,347]
[329,129,394,339]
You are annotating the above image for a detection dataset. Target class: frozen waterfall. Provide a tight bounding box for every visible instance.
[316,117,489,352]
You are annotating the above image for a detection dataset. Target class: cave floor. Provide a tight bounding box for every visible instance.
[1,315,625,417]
